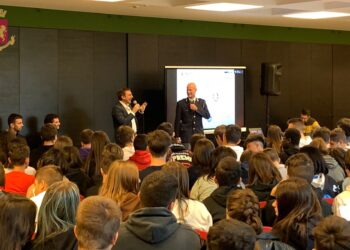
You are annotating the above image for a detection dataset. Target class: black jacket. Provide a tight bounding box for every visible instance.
[258,232,296,250]
[113,207,201,250]
[203,185,240,223]
[174,98,210,143]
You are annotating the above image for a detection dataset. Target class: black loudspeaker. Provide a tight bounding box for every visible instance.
[261,63,282,96]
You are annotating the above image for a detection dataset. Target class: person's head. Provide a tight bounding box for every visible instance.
[210,146,237,179]
[330,128,348,149]
[287,117,305,134]
[147,130,171,158]
[248,152,281,185]
[300,146,328,175]
[75,196,122,250]
[80,129,94,147]
[266,125,283,153]
[54,135,73,150]
[40,124,58,143]
[190,133,206,152]
[44,113,61,130]
[36,181,80,244]
[313,215,350,250]
[215,156,241,187]
[244,134,264,153]
[329,147,347,172]
[37,148,64,169]
[300,108,311,123]
[283,128,301,147]
[337,118,350,138]
[226,189,263,234]
[157,122,174,138]
[115,125,135,148]
[192,138,215,176]
[133,134,148,151]
[100,143,123,176]
[7,113,23,133]
[214,125,226,146]
[99,161,139,203]
[224,124,241,145]
[310,138,329,155]
[286,153,314,183]
[32,165,63,196]
[263,148,280,164]
[117,88,133,104]
[61,146,83,174]
[140,171,178,209]
[272,178,322,248]
[186,82,197,99]
[0,194,36,250]
[163,161,190,199]
[207,219,257,250]
[240,150,255,163]
[312,127,331,144]
[8,142,30,167]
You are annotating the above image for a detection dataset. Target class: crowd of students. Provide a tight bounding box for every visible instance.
[1,112,350,249]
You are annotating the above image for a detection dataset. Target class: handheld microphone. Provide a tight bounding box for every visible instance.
[132,100,138,105]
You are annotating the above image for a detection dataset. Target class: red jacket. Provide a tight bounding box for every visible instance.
[129,150,152,171]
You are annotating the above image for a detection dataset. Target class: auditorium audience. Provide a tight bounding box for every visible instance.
[79,128,94,162]
[162,161,212,232]
[32,181,80,250]
[203,156,242,223]
[263,148,287,179]
[113,171,201,250]
[244,134,265,153]
[222,124,243,161]
[280,128,301,163]
[0,193,36,250]
[99,161,141,221]
[139,129,171,180]
[75,196,122,250]
[266,125,283,154]
[288,117,312,147]
[129,134,151,170]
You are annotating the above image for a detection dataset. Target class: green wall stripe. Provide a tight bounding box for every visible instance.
[2,5,350,45]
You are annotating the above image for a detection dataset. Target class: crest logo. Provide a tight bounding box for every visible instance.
[0,9,15,52]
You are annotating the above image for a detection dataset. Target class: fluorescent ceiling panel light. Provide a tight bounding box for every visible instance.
[186,3,263,12]
[284,11,350,19]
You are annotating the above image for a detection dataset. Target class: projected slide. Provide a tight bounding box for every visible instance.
[176,69,236,130]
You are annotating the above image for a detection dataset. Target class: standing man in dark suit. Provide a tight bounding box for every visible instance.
[174,82,211,144]
[112,88,147,141]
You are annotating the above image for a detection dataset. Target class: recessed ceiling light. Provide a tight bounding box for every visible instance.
[284,11,350,19]
[186,3,263,12]
[93,0,124,2]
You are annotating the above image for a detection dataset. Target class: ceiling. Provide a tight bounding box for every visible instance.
[2,0,350,31]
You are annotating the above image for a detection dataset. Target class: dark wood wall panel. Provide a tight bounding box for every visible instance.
[333,45,350,124]
[19,28,58,135]
[93,32,127,139]
[58,30,94,142]
[0,27,19,131]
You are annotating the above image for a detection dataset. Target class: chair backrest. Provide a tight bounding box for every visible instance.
[263,226,273,232]
[259,201,267,208]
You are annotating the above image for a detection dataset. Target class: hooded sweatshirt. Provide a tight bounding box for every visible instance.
[113,207,201,250]
[129,150,152,171]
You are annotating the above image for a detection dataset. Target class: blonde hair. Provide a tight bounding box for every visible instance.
[99,161,139,203]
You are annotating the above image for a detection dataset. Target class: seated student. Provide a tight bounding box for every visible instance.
[203,156,242,223]
[240,149,255,184]
[330,128,348,150]
[337,118,350,146]
[288,117,312,148]
[75,196,122,250]
[246,153,281,201]
[113,171,201,250]
[226,188,263,235]
[99,161,141,221]
[259,178,322,250]
[27,165,63,222]
[312,127,331,146]
[280,128,301,164]
[54,135,73,150]
[31,181,80,250]
[266,125,283,154]
[79,129,94,162]
[213,125,226,147]
[139,130,172,181]
[263,148,287,179]
[5,143,35,196]
[129,134,151,171]
[115,125,135,161]
[313,215,350,250]
[223,124,244,161]
[245,134,265,153]
[36,147,64,169]
[207,219,258,250]
[86,143,123,196]
[30,124,57,168]
[0,193,36,250]
[162,161,212,232]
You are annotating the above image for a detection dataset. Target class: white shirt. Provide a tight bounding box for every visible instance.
[31,191,46,229]
[225,145,244,161]
[299,135,312,148]
[123,146,135,161]
[120,101,137,133]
